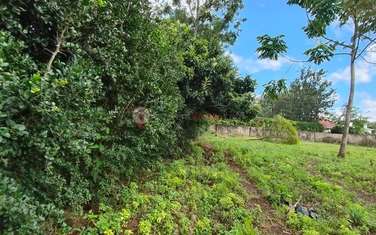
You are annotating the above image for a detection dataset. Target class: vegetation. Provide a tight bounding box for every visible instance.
[205,134,376,234]
[261,68,336,122]
[266,115,300,145]
[0,0,258,233]
[257,0,376,157]
[331,107,369,135]
[208,116,323,133]
[1,0,375,234]
[80,145,257,234]
[65,134,376,234]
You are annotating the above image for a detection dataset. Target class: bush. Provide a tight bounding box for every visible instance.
[295,121,324,132]
[0,20,186,230]
[0,172,66,234]
[267,115,300,145]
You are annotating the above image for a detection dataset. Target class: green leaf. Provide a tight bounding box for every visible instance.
[0,127,11,138]
[304,44,335,64]
[256,35,288,60]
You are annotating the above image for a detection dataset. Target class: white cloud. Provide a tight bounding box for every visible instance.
[226,52,291,74]
[362,97,376,122]
[329,45,376,84]
[329,64,373,83]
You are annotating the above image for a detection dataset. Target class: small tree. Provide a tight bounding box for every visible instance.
[270,68,336,122]
[257,0,376,157]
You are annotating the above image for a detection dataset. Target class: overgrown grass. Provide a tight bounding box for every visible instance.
[204,134,376,235]
[77,145,257,235]
[72,134,376,234]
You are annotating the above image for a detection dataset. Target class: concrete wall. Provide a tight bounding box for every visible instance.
[210,125,376,147]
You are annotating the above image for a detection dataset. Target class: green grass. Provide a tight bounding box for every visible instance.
[78,145,257,235]
[203,134,376,235]
[72,134,376,235]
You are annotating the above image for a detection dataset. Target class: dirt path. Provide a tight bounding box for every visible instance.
[224,151,293,235]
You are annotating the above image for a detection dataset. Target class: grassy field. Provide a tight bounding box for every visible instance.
[74,134,376,235]
[204,134,376,235]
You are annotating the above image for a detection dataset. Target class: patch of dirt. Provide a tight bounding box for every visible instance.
[224,150,294,235]
[64,211,91,235]
[123,216,140,233]
[197,143,216,165]
[354,190,376,205]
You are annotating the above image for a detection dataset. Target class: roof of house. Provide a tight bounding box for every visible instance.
[319,119,336,129]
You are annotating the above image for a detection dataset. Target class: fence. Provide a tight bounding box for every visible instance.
[210,125,376,147]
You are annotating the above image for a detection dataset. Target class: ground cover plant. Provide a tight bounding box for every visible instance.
[205,134,376,234]
[73,145,258,235]
[68,134,376,235]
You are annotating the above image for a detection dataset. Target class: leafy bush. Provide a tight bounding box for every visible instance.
[0,172,66,234]
[0,16,186,232]
[267,115,300,145]
[295,121,324,132]
[0,0,253,232]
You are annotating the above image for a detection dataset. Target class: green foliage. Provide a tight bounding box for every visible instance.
[262,68,335,122]
[295,121,324,132]
[304,44,335,65]
[332,107,369,135]
[0,0,250,232]
[82,146,257,234]
[205,134,376,234]
[160,0,244,45]
[268,115,300,145]
[0,0,262,233]
[256,35,288,60]
[263,79,287,101]
[177,36,258,123]
[0,172,67,234]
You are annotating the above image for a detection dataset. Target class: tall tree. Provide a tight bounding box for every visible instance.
[257,0,376,157]
[156,0,244,44]
[267,68,335,122]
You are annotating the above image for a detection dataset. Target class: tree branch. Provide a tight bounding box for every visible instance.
[322,35,352,49]
[305,11,352,49]
[284,56,309,63]
[45,27,67,77]
[360,55,376,65]
[334,52,351,56]
[355,37,376,60]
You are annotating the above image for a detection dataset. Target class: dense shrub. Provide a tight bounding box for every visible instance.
[295,121,324,132]
[0,172,66,234]
[267,115,300,145]
[0,12,186,232]
[209,117,322,133]
[0,0,250,233]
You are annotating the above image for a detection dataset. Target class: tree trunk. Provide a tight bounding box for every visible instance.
[338,54,356,158]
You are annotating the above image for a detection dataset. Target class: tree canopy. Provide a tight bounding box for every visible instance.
[262,68,336,122]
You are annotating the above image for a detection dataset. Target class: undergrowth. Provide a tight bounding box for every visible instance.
[76,145,257,234]
[205,134,376,235]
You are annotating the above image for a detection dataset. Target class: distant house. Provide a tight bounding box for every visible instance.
[319,118,336,132]
[364,124,374,135]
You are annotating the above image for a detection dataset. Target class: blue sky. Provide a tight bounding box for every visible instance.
[227,0,376,121]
